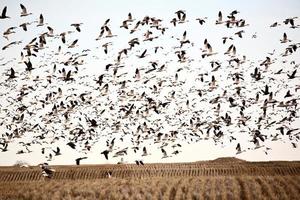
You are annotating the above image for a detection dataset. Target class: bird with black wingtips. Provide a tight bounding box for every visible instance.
[280,32,291,43]
[71,23,83,32]
[20,4,32,17]
[36,14,45,26]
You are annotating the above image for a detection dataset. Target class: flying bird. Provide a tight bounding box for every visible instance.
[0,6,9,19]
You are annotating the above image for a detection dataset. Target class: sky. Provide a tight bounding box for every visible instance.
[0,0,300,166]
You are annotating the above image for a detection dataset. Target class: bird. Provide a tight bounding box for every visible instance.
[40,164,55,179]
[24,60,34,71]
[66,142,76,149]
[7,68,16,79]
[53,147,61,156]
[287,69,297,79]
[75,157,88,165]
[19,23,30,31]
[216,11,223,24]
[101,150,110,160]
[280,33,291,43]
[142,146,149,156]
[2,41,22,50]
[68,39,78,48]
[37,14,45,26]
[270,22,280,27]
[0,143,8,152]
[234,30,245,38]
[161,148,168,158]
[196,17,207,25]
[236,143,243,154]
[71,23,83,32]
[0,6,9,19]
[3,27,16,39]
[137,49,147,58]
[20,4,32,17]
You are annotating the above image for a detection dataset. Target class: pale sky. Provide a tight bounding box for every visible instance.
[0,0,300,166]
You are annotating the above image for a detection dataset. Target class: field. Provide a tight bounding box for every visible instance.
[0,158,300,200]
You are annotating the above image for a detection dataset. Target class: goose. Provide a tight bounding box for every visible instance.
[3,27,16,40]
[101,150,110,160]
[235,143,245,154]
[216,11,223,24]
[287,69,297,79]
[20,4,32,17]
[7,68,16,79]
[36,14,46,26]
[2,40,22,50]
[75,157,87,165]
[68,39,78,48]
[0,6,9,19]
[0,143,8,152]
[196,17,207,25]
[280,32,291,43]
[71,23,83,32]
[53,147,61,156]
[142,146,149,156]
[105,26,117,38]
[234,30,245,38]
[66,142,76,149]
[137,49,148,58]
[19,23,31,31]
[270,22,280,27]
[161,148,169,158]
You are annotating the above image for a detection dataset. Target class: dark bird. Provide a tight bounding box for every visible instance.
[161,148,168,158]
[236,143,242,154]
[0,143,8,152]
[68,39,78,48]
[53,147,61,156]
[142,146,149,156]
[287,69,297,79]
[0,6,9,19]
[196,17,206,25]
[75,157,88,165]
[137,49,147,58]
[66,142,76,149]
[24,60,34,71]
[101,150,109,160]
[7,68,16,79]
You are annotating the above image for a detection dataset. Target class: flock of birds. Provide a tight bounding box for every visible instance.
[0,4,300,167]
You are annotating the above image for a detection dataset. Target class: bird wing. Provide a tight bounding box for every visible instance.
[218,11,222,21]
[283,33,287,40]
[141,49,147,57]
[71,39,78,46]
[39,14,44,24]
[20,4,27,14]
[2,6,7,17]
